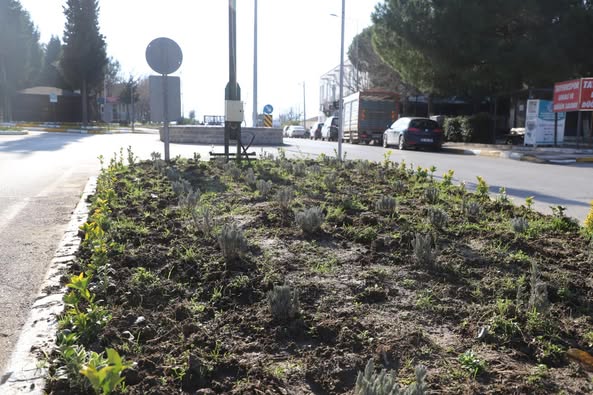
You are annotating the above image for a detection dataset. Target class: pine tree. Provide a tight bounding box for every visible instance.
[0,0,42,121]
[61,0,107,125]
[39,36,67,88]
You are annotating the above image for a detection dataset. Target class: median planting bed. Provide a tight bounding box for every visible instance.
[46,149,593,394]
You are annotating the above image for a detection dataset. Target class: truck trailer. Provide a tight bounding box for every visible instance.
[342,90,399,145]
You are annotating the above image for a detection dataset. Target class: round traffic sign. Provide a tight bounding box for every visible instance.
[263,104,273,114]
[145,37,183,75]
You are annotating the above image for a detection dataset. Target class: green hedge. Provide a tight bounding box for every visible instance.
[444,113,493,143]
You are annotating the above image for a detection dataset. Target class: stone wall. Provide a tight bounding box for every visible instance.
[159,126,283,145]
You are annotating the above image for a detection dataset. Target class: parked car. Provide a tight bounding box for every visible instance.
[285,125,307,138]
[321,116,339,141]
[310,122,324,140]
[282,125,291,137]
[383,117,443,150]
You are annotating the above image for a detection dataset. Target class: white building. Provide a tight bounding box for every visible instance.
[319,59,369,116]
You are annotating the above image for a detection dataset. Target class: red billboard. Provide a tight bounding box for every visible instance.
[553,78,593,112]
[579,78,593,111]
[553,79,581,112]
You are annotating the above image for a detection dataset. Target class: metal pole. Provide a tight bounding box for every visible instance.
[131,80,135,132]
[577,111,582,149]
[554,112,558,147]
[337,0,345,161]
[163,73,170,161]
[252,0,258,128]
[303,81,306,130]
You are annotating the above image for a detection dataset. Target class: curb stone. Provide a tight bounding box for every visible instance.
[0,177,96,394]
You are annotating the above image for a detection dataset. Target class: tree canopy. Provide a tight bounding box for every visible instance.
[372,0,593,97]
[0,0,42,120]
[38,36,68,88]
[61,0,107,124]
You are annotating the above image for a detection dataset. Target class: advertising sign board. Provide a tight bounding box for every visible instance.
[578,78,593,111]
[553,80,581,112]
[553,78,593,112]
[525,100,565,145]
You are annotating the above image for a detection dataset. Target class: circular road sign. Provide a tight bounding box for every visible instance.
[263,104,274,114]
[145,37,183,75]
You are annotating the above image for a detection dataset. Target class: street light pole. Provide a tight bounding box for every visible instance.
[252,0,258,127]
[302,81,306,131]
[337,0,345,161]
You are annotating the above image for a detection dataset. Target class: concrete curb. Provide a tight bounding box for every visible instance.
[442,145,593,164]
[25,127,130,134]
[0,177,96,394]
[0,130,28,136]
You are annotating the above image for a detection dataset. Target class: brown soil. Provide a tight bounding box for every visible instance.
[47,157,593,394]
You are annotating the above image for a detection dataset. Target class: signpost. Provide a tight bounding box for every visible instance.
[49,93,58,123]
[553,78,593,147]
[263,104,273,128]
[146,37,183,162]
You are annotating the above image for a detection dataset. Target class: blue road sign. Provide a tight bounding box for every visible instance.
[263,104,273,114]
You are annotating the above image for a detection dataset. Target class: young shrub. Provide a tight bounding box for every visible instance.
[424,185,439,204]
[375,196,397,215]
[511,217,529,234]
[224,162,242,180]
[441,169,455,187]
[584,200,593,237]
[323,173,337,192]
[292,162,306,177]
[393,180,406,195]
[256,179,273,198]
[267,285,300,321]
[172,179,191,196]
[150,151,162,161]
[356,160,372,176]
[412,233,437,266]
[218,223,247,260]
[354,358,427,395]
[308,164,321,176]
[245,168,257,187]
[529,261,549,314]
[475,176,489,199]
[275,186,294,210]
[192,206,214,237]
[428,207,448,230]
[465,201,481,221]
[497,187,510,205]
[295,206,324,234]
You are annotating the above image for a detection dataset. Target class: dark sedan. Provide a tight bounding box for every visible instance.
[383,117,443,150]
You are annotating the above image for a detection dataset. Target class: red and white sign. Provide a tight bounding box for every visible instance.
[553,79,581,112]
[553,78,593,112]
[579,78,593,111]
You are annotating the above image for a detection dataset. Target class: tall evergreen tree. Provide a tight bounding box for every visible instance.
[61,0,107,125]
[0,0,42,121]
[39,36,67,88]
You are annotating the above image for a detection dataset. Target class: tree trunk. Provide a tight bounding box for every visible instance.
[82,79,88,126]
[427,94,433,117]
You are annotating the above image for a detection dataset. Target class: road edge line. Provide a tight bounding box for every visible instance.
[0,177,96,394]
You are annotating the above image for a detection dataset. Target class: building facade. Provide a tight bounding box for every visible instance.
[319,59,369,116]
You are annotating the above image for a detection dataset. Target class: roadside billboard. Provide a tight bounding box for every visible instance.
[553,78,593,112]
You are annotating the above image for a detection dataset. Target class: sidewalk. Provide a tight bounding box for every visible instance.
[6,122,159,135]
[442,142,593,164]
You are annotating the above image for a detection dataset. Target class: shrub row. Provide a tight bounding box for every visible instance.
[443,113,493,143]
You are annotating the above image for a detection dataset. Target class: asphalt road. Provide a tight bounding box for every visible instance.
[0,131,591,375]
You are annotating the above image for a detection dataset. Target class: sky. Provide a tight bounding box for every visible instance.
[19,0,380,126]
